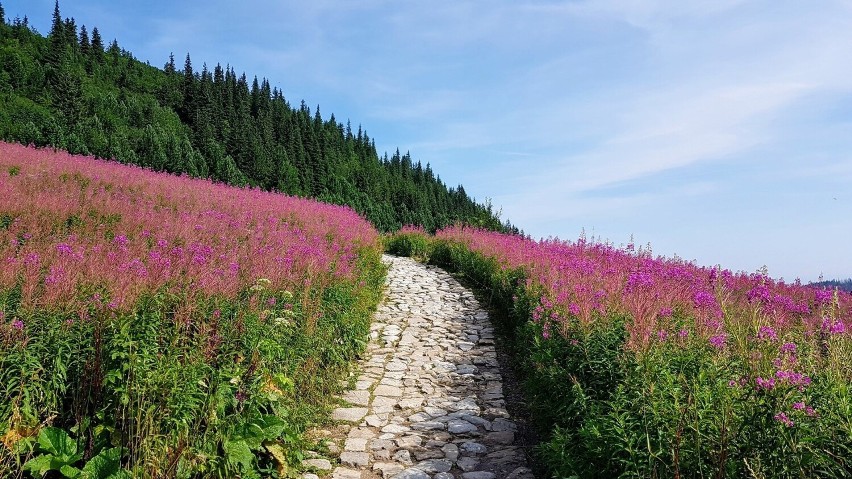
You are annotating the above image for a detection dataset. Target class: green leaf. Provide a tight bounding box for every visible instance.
[81,447,123,479]
[38,427,77,456]
[60,464,82,478]
[22,454,55,476]
[223,439,254,469]
[257,415,287,440]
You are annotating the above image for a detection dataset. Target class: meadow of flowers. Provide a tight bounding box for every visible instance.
[0,142,386,478]
[389,225,852,478]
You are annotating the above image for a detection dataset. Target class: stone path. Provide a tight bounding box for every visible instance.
[304,255,534,479]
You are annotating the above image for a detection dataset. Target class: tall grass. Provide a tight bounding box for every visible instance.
[389,225,852,478]
[0,142,386,478]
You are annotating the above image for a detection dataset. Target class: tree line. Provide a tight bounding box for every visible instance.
[0,1,516,233]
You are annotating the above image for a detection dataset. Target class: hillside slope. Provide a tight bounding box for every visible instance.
[0,2,512,233]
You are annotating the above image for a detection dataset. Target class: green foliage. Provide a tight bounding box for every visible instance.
[1,242,387,477]
[0,2,513,234]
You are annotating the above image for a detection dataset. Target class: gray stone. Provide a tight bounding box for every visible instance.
[391,469,429,479]
[395,435,423,448]
[414,459,453,473]
[332,468,362,479]
[332,407,368,422]
[452,398,481,413]
[374,385,404,397]
[392,449,413,465]
[303,458,332,471]
[448,419,478,434]
[381,424,410,434]
[441,443,459,461]
[340,452,370,467]
[373,463,405,477]
[344,437,368,452]
[423,406,448,417]
[342,390,371,406]
[410,421,446,431]
[456,456,481,472]
[460,442,488,455]
[491,418,517,432]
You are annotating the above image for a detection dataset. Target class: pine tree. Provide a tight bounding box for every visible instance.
[52,53,83,129]
[47,1,65,65]
[63,17,77,48]
[164,52,176,74]
[90,26,103,60]
[0,2,6,25]
[79,25,90,54]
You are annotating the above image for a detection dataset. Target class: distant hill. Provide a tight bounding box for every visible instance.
[0,1,514,233]
[811,278,852,292]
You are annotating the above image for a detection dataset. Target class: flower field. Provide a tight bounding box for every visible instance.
[0,142,386,478]
[388,225,852,478]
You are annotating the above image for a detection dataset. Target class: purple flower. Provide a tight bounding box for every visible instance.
[757,326,778,342]
[774,412,794,427]
[113,234,128,248]
[657,330,669,341]
[625,271,654,292]
[56,243,74,255]
[568,303,580,316]
[11,319,24,330]
[747,285,772,305]
[709,333,728,350]
[780,342,797,354]
[267,297,277,306]
[659,307,673,318]
[756,377,775,390]
[792,402,805,410]
[814,289,833,305]
[693,290,717,309]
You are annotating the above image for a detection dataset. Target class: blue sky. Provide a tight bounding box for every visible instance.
[5,0,851,281]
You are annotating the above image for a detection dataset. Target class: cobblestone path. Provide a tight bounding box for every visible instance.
[305,255,534,479]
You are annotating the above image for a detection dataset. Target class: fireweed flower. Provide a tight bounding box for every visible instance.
[568,303,581,316]
[755,377,776,390]
[709,333,728,350]
[11,319,24,330]
[814,289,833,306]
[757,326,778,342]
[774,412,794,427]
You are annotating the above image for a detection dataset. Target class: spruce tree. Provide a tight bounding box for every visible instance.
[79,24,90,54]
[47,1,65,65]
[0,2,5,25]
[164,52,176,74]
[90,26,103,60]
